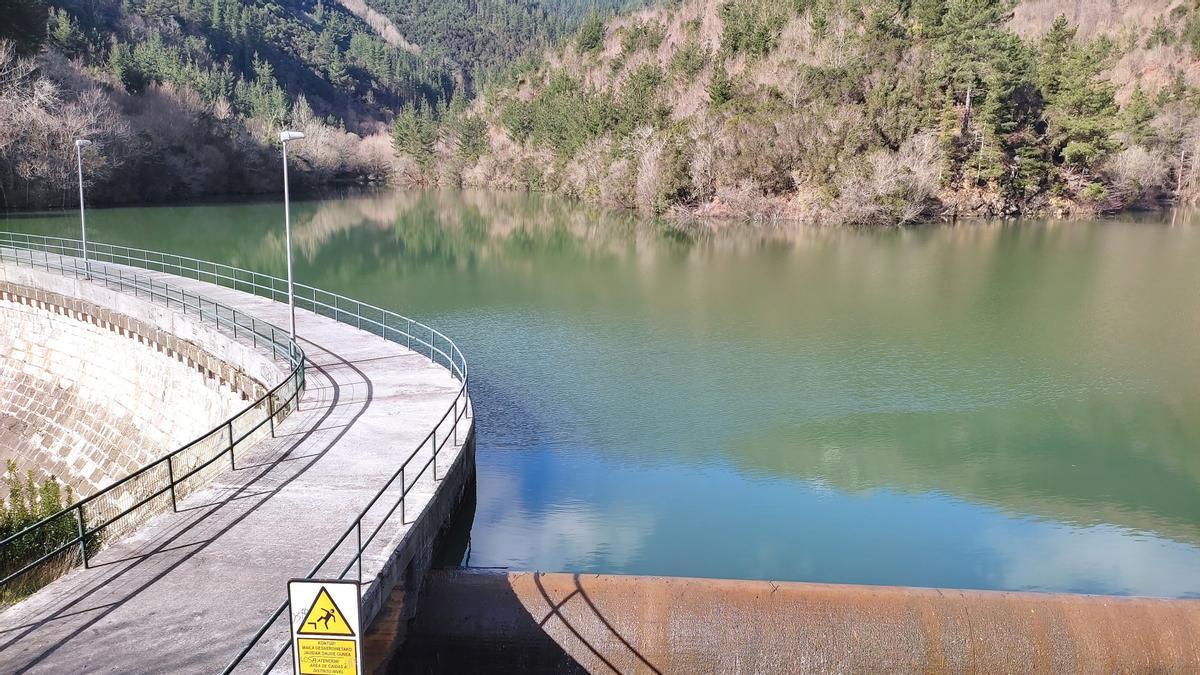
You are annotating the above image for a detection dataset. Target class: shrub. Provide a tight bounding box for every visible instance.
[577,11,606,54]
[1104,145,1170,205]
[1,460,77,601]
[620,21,667,55]
[829,131,944,225]
[670,40,707,81]
[1184,11,1200,57]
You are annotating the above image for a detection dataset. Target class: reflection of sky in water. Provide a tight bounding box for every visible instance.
[470,447,1200,597]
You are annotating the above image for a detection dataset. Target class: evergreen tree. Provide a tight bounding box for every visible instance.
[1122,85,1156,147]
[911,0,947,38]
[392,101,437,167]
[327,52,351,89]
[577,11,606,53]
[708,63,733,106]
[1037,16,1117,170]
[455,115,488,161]
[48,7,85,57]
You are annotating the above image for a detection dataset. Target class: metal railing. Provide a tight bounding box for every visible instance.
[0,232,472,673]
[0,236,306,602]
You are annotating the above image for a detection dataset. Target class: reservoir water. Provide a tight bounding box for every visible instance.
[6,191,1200,597]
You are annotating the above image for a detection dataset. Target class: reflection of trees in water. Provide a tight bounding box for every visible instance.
[282,188,913,279]
[289,190,659,276]
[726,396,1200,547]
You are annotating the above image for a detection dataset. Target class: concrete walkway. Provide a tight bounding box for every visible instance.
[0,263,469,673]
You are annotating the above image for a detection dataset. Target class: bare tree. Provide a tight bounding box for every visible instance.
[1104,145,1171,207]
[0,40,127,209]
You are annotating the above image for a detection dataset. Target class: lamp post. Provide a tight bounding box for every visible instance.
[74,139,92,279]
[279,130,304,342]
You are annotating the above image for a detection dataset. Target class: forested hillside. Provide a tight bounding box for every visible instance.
[0,0,623,209]
[5,0,1199,223]
[401,0,1200,223]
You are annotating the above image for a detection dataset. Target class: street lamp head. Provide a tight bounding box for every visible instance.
[75,139,92,149]
[280,131,305,143]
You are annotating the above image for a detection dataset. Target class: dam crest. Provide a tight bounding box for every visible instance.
[0,233,474,673]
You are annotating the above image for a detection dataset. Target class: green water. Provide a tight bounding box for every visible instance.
[6,192,1200,596]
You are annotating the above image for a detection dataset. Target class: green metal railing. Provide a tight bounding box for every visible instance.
[0,235,306,600]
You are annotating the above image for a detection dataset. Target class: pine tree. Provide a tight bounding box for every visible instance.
[911,0,948,38]
[708,63,732,106]
[328,52,351,89]
[577,11,605,53]
[48,8,85,57]
[1037,17,1117,170]
[1122,86,1156,147]
[392,101,437,168]
[455,115,488,161]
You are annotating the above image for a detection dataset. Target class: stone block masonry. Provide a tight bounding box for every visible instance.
[0,271,286,499]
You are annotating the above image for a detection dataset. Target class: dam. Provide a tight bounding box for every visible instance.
[2,205,1200,673]
[0,233,474,672]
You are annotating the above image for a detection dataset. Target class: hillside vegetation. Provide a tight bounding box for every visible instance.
[405,0,1200,224]
[0,0,627,209]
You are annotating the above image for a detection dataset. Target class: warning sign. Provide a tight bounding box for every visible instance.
[295,638,357,675]
[298,587,356,636]
[288,579,362,675]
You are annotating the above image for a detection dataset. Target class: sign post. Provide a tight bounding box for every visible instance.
[288,579,362,675]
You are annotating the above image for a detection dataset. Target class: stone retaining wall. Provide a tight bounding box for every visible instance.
[0,265,286,499]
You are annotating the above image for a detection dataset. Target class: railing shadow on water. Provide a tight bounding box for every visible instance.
[0,232,472,675]
[0,235,305,606]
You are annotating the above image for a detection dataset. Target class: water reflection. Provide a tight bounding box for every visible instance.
[5,194,1200,596]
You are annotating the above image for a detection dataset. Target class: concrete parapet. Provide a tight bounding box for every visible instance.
[363,427,476,672]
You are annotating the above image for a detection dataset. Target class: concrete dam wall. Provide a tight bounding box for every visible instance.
[397,570,1200,674]
[0,264,285,496]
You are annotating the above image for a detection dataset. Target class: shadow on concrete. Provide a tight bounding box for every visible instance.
[392,570,587,674]
[391,475,662,673]
[392,569,665,674]
[0,337,374,671]
[429,473,476,569]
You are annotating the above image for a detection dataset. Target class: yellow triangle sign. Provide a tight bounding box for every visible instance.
[297,586,356,637]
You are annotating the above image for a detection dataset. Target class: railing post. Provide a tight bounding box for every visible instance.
[453,400,458,446]
[76,505,88,569]
[400,467,406,524]
[432,430,437,480]
[168,457,178,512]
[229,422,236,470]
[268,394,276,437]
[356,521,362,585]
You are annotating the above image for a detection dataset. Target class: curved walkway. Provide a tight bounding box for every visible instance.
[0,262,469,672]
